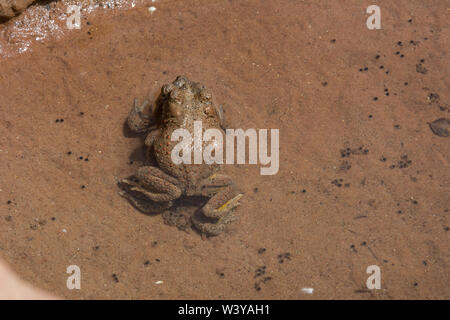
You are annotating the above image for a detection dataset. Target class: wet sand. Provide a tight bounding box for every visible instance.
[0,0,448,299]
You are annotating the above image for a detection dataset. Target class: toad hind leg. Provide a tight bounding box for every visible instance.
[192,175,243,236]
[120,166,182,202]
[201,185,243,219]
[118,189,173,214]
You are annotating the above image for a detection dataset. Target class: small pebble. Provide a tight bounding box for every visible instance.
[301,288,314,295]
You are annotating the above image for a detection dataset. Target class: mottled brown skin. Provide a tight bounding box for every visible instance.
[119,76,242,236]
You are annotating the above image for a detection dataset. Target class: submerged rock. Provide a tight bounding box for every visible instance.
[0,0,35,20]
[429,118,450,138]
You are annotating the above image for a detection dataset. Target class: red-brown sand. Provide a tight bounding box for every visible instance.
[0,0,448,299]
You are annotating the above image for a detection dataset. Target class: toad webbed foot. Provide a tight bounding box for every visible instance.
[191,174,243,236]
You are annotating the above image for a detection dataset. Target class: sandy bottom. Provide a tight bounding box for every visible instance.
[0,0,448,299]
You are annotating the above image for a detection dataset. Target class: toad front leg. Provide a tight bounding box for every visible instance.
[127,98,151,133]
[191,174,243,236]
[118,166,182,213]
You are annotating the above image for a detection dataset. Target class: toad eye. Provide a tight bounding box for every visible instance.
[199,89,212,102]
[169,90,183,104]
[162,84,175,96]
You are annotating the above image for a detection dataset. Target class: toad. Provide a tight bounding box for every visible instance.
[119,76,243,236]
